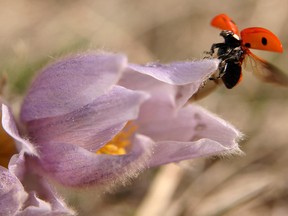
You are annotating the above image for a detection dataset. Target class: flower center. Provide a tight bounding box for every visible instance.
[96,122,137,155]
[0,114,17,168]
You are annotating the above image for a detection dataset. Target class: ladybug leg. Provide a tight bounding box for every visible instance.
[209,60,226,80]
[204,43,227,56]
[217,48,234,59]
[218,48,244,63]
[218,61,227,78]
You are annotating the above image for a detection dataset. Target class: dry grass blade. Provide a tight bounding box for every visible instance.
[189,173,273,216]
[135,164,183,216]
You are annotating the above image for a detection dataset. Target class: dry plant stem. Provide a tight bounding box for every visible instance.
[135,164,183,216]
[163,144,279,216]
[188,172,273,216]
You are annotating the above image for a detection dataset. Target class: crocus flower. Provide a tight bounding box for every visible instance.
[5,52,241,189]
[0,105,75,216]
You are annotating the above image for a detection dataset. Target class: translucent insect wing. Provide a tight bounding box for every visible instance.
[241,27,283,52]
[211,14,240,35]
[244,51,288,86]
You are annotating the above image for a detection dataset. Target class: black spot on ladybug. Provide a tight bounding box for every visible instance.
[244,43,251,48]
[261,37,268,45]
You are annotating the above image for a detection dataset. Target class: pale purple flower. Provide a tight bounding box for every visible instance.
[0,105,75,216]
[5,52,241,188]
[0,166,26,216]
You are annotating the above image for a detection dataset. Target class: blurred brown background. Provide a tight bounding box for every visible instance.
[1,0,288,215]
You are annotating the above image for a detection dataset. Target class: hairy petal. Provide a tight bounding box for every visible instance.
[2,104,37,156]
[124,59,219,107]
[137,91,204,142]
[128,59,218,85]
[138,101,196,142]
[1,105,75,215]
[1,159,74,216]
[189,105,242,144]
[26,86,149,152]
[0,167,27,216]
[119,69,174,93]
[119,70,177,108]
[19,180,75,216]
[38,135,154,187]
[21,52,127,122]
[174,84,201,108]
[147,105,242,167]
[149,138,239,167]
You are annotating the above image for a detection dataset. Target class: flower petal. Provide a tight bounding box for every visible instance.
[188,105,242,144]
[148,138,240,167]
[20,192,51,215]
[19,182,75,216]
[2,104,37,156]
[138,101,196,142]
[0,166,27,216]
[125,59,219,106]
[174,83,202,108]
[21,52,127,122]
[119,69,173,92]
[38,134,154,187]
[26,86,149,152]
[139,97,241,142]
[147,105,242,167]
[137,90,202,142]
[1,106,74,215]
[128,59,219,85]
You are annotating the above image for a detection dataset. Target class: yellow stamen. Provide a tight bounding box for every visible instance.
[0,113,17,168]
[96,121,138,155]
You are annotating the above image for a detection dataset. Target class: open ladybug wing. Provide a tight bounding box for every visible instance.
[211,14,240,35]
[241,27,283,52]
[244,51,288,86]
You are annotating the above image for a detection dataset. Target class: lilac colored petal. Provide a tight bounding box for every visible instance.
[137,90,202,141]
[188,105,242,144]
[148,138,240,167]
[26,86,149,152]
[120,69,178,107]
[1,106,74,215]
[119,69,205,109]
[0,167,27,216]
[2,104,37,156]
[38,134,154,187]
[17,157,75,216]
[174,84,202,108]
[138,101,196,142]
[37,178,75,216]
[8,153,27,182]
[19,192,53,216]
[138,96,241,143]
[21,52,127,122]
[128,59,219,85]
[126,59,219,107]
[146,105,242,167]
[19,188,75,216]
[0,164,74,216]
[119,69,173,92]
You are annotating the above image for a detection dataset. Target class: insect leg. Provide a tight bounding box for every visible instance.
[209,60,227,80]
[204,43,227,56]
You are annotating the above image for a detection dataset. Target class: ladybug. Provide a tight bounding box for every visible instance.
[208,13,288,89]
